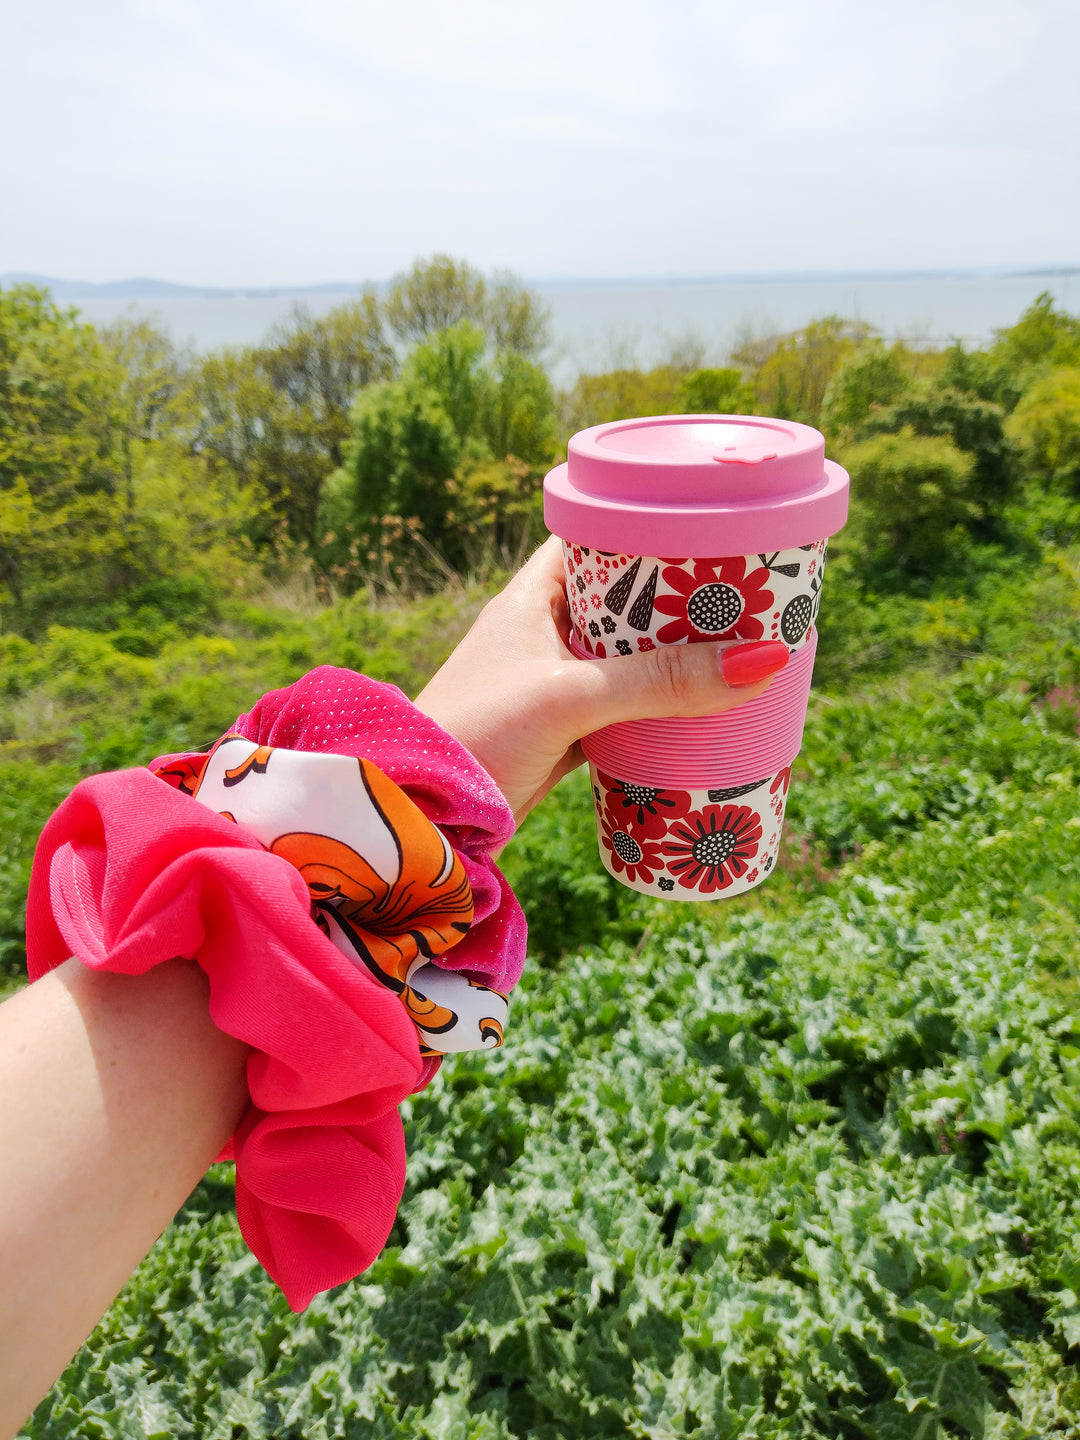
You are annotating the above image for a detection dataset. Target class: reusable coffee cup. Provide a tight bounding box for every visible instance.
[543,415,849,900]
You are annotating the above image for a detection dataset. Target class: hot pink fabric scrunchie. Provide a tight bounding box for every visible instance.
[25,667,527,1310]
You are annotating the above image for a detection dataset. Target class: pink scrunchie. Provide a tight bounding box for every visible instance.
[26,668,526,1310]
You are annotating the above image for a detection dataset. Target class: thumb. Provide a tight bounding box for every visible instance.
[576,640,791,731]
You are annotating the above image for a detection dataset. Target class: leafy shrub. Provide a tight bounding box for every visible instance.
[675,367,756,415]
[840,428,980,584]
[1006,366,1080,493]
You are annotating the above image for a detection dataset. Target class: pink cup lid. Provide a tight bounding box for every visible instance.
[544,414,849,554]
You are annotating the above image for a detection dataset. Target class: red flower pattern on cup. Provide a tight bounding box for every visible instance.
[770,765,792,818]
[654,558,774,644]
[598,772,691,839]
[661,804,763,894]
[637,637,655,652]
[599,803,667,885]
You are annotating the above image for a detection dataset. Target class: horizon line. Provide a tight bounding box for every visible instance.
[3,263,1079,301]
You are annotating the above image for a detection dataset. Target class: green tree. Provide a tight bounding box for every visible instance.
[0,287,258,630]
[320,325,557,586]
[821,341,1016,523]
[841,427,980,582]
[865,384,1014,512]
[402,322,488,444]
[820,344,912,444]
[1005,366,1080,492]
[937,339,1007,405]
[732,317,875,425]
[402,322,557,467]
[484,270,552,356]
[97,315,190,522]
[260,297,396,467]
[385,255,551,357]
[318,380,461,585]
[188,348,322,546]
[990,291,1080,385]
[560,364,688,433]
[385,256,487,345]
[481,348,557,467]
[674,366,755,415]
[0,286,127,618]
[186,300,397,548]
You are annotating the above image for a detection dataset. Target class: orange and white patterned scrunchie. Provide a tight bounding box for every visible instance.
[156,734,509,1055]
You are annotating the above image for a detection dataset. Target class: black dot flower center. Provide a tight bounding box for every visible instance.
[687,583,743,634]
[781,593,812,644]
[621,784,658,807]
[692,829,737,867]
[612,831,643,864]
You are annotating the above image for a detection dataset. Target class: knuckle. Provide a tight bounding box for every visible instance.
[651,643,700,712]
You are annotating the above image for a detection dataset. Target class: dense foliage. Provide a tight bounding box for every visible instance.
[4,270,1080,1435]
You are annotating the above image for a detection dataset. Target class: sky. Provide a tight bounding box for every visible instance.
[3,0,1079,286]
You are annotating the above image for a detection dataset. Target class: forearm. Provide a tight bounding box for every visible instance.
[0,959,250,1439]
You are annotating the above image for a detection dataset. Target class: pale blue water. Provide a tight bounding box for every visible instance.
[72,273,1078,383]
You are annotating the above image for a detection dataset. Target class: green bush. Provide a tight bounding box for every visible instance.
[840,428,981,584]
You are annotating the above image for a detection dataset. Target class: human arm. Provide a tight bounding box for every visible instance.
[0,958,250,1439]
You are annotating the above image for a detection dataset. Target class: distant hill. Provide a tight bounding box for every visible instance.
[3,268,1079,304]
[0,274,371,301]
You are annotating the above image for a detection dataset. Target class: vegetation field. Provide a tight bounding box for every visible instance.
[4,261,1080,1436]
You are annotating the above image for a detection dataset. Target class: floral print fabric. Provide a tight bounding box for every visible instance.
[156,735,508,1055]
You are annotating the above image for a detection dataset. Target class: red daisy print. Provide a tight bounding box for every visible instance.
[637,637,655,652]
[598,772,691,839]
[653,558,774,644]
[661,804,763,894]
[599,803,667,885]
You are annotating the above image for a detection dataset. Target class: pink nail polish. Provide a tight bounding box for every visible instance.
[720,641,790,687]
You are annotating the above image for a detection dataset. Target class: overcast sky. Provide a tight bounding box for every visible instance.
[3,0,1079,286]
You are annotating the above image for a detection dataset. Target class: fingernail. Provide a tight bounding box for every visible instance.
[720,641,790,686]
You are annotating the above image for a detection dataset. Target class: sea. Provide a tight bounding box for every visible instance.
[68,272,1079,385]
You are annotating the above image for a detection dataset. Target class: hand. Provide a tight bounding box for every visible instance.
[414,537,789,827]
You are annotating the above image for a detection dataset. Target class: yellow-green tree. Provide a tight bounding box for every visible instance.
[0,287,257,630]
[1006,367,1080,491]
[674,366,755,415]
[733,317,874,425]
[560,364,688,433]
[0,287,129,619]
[841,427,980,580]
[186,299,397,548]
[385,255,551,357]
